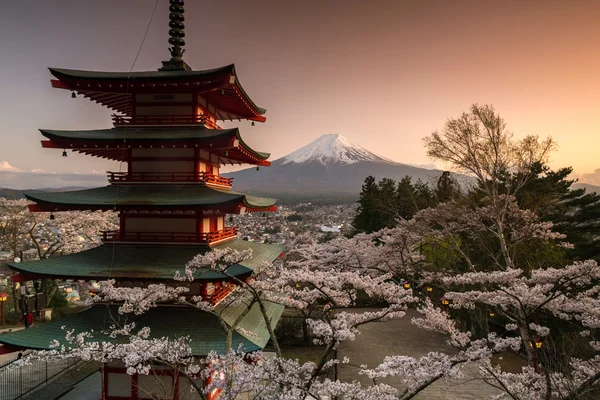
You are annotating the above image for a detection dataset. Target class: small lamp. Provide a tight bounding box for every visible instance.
[441,297,450,306]
[71,91,76,99]
[251,121,255,126]
[529,336,543,349]
[62,149,68,157]
[489,312,495,317]
[426,287,433,293]
[403,282,411,289]
[49,213,55,220]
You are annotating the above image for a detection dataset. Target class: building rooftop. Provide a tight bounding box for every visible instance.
[40,127,270,164]
[0,301,283,355]
[9,239,284,281]
[26,185,277,212]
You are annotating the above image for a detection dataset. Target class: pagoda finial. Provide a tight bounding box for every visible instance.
[159,0,191,71]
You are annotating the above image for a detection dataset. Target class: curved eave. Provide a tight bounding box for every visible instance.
[0,302,283,355]
[6,240,284,281]
[39,128,271,165]
[24,185,277,212]
[49,64,266,121]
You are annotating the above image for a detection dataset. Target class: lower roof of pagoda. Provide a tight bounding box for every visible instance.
[25,185,277,212]
[0,301,284,356]
[8,239,284,281]
[40,127,271,165]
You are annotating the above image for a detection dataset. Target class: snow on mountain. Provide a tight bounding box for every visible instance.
[278,134,396,165]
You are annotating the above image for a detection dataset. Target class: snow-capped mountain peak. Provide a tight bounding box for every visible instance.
[279,134,395,165]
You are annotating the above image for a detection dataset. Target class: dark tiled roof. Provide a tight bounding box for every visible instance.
[0,301,283,355]
[25,185,277,209]
[40,128,270,160]
[8,240,284,281]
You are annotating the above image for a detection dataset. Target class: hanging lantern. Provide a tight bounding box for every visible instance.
[224,150,229,157]
[62,150,68,157]
[220,89,225,95]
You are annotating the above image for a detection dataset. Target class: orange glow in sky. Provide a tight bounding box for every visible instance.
[1,0,599,186]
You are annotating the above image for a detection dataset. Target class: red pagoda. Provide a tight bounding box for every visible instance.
[0,2,283,399]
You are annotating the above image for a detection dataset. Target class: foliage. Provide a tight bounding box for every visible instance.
[352,175,436,234]
[18,104,600,399]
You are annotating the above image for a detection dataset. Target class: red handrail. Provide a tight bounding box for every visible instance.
[101,226,238,244]
[107,171,233,187]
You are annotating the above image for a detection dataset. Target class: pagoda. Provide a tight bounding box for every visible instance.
[0,2,284,399]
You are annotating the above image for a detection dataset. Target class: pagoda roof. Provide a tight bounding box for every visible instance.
[25,185,277,212]
[39,127,270,165]
[49,64,266,122]
[7,240,284,281]
[0,301,283,355]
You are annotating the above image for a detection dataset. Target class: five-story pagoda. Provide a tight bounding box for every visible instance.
[0,2,284,398]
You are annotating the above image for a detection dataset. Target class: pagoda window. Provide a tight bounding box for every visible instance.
[217,216,224,231]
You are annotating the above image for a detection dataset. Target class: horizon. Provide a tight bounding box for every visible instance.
[2,1,600,188]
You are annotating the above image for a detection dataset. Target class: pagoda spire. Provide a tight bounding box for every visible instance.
[159,0,191,71]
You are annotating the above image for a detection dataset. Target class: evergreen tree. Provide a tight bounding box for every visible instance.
[352,176,385,233]
[434,171,461,203]
[513,163,600,261]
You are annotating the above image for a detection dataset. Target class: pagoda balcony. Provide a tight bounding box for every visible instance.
[112,114,221,129]
[101,226,238,245]
[107,171,233,188]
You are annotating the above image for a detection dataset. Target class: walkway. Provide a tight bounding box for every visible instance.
[337,308,503,400]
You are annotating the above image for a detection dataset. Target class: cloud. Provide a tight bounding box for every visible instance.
[0,161,23,172]
[576,168,600,186]
[0,161,107,189]
[404,162,439,170]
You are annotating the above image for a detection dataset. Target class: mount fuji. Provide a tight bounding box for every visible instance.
[224,134,443,201]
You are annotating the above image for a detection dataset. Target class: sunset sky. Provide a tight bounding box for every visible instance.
[1,0,600,188]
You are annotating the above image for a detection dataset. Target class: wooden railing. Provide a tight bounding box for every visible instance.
[101,226,238,244]
[107,171,233,187]
[208,285,235,305]
[112,114,221,129]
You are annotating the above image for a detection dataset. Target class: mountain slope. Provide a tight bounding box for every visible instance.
[224,134,443,201]
[280,134,395,165]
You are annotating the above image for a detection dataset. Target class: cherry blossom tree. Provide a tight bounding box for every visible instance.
[15,104,600,399]
[0,198,117,311]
